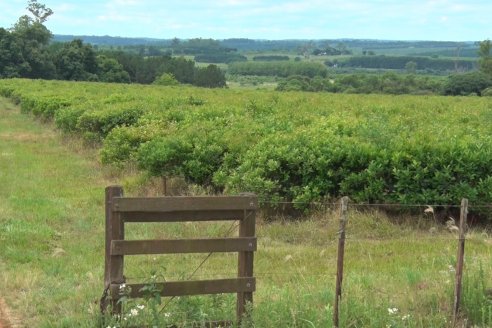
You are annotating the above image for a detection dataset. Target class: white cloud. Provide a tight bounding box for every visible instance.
[4,0,492,40]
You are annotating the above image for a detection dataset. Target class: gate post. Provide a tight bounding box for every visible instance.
[102,185,124,313]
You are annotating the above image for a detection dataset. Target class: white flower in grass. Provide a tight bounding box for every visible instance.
[163,312,171,317]
[402,314,410,320]
[388,307,398,315]
[130,308,139,316]
[137,304,145,310]
[424,206,434,214]
[119,283,126,290]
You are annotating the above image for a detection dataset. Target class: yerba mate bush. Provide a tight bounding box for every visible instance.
[2,79,492,218]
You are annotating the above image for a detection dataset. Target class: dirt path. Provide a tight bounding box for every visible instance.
[0,298,13,328]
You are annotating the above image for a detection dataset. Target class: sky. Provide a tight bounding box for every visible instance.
[0,0,490,41]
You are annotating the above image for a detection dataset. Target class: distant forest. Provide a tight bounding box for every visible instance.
[53,35,479,56]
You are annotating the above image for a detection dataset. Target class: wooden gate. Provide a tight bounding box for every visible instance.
[101,185,257,325]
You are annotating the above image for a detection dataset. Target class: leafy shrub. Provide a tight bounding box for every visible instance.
[193,65,226,88]
[444,72,492,96]
[137,135,227,187]
[0,86,14,97]
[482,87,492,96]
[101,126,151,165]
[16,95,72,120]
[54,106,86,132]
[153,73,179,86]
[76,106,144,138]
[31,97,72,120]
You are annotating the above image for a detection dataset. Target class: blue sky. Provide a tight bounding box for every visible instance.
[0,0,490,41]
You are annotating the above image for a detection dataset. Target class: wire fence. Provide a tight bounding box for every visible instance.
[8,192,488,325]
[110,196,492,327]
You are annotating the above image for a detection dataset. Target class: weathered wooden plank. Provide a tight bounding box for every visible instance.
[111,278,255,298]
[120,210,246,222]
[237,209,256,321]
[102,185,123,314]
[108,187,125,315]
[111,237,257,255]
[113,196,258,213]
[104,186,123,289]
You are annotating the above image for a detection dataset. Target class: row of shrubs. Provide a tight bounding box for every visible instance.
[2,79,492,219]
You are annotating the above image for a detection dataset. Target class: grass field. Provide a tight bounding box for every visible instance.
[1,96,492,327]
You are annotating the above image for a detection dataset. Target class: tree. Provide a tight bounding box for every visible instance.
[97,55,130,83]
[478,39,492,76]
[10,14,55,78]
[443,72,492,96]
[193,65,226,88]
[26,0,53,23]
[54,39,98,80]
[405,61,417,74]
[171,37,180,47]
[0,28,30,77]
[153,73,179,86]
[160,56,195,84]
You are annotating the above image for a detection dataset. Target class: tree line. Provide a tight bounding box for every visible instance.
[277,40,492,96]
[339,55,476,72]
[0,1,226,88]
[276,71,492,96]
[229,61,328,78]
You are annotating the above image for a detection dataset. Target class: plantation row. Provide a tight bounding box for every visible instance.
[2,79,492,216]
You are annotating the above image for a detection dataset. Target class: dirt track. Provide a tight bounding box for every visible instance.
[0,298,13,328]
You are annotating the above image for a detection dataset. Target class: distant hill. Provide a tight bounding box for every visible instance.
[52,35,478,57]
[53,34,170,46]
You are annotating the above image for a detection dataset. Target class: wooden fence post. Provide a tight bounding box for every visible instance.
[333,196,349,328]
[453,198,468,325]
[101,186,124,313]
[106,185,125,314]
[237,197,256,323]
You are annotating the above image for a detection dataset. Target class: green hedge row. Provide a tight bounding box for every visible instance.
[2,79,492,219]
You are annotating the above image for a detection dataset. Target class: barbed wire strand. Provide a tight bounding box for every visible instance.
[7,196,492,209]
